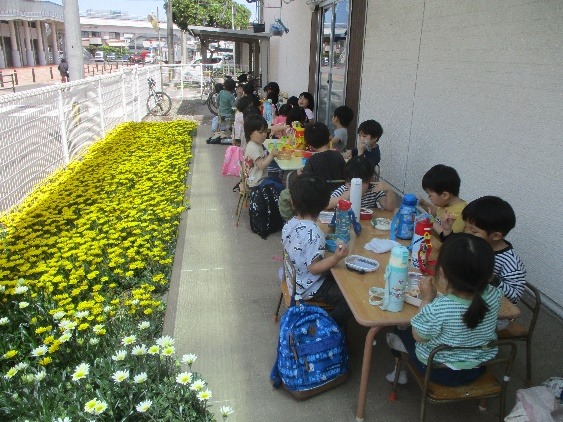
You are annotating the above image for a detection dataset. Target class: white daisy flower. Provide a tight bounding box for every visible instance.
[135,399,152,413]
[155,335,174,347]
[14,285,29,294]
[71,363,90,381]
[190,379,206,391]
[220,406,234,417]
[0,317,9,325]
[133,372,148,384]
[30,345,48,357]
[112,370,129,383]
[176,371,192,385]
[137,321,150,330]
[111,350,127,361]
[121,335,136,346]
[197,389,212,402]
[181,353,197,365]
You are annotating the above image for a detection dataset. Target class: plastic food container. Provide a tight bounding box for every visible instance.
[360,208,373,220]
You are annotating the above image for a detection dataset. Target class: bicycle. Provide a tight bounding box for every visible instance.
[146,77,172,116]
[201,72,222,116]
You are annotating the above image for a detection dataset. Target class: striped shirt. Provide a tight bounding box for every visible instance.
[411,285,501,369]
[494,242,526,304]
[331,185,385,208]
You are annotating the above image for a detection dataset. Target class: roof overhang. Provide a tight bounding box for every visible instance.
[188,26,271,43]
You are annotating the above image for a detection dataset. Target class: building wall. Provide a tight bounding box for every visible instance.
[360,0,562,312]
[263,0,312,95]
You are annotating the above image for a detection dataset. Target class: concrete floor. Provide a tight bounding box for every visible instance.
[162,99,563,422]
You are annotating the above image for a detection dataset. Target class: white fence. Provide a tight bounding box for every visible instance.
[0,65,164,214]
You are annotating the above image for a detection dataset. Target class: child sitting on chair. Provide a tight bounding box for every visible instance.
[327,156,396,211]
[300,122,346,180]
[282,173,351,327]
[217,78,237,132]
[331,106,354,153]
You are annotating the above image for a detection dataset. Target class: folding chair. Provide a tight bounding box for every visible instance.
[498,283,541,385]
[234,161,250,227]
[273,249,334,323]
[389,340,517,422]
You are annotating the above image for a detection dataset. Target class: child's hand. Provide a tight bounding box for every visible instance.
[441,210,457,234]
[334,241,348,259]
[357,141,366,155]
[418,276,437,302]
[342,150,352,160]
[270,147,279,157]
[372,181,392,193]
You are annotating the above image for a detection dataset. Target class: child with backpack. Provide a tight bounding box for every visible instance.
[282,173,352,327]
[386,233,502,386]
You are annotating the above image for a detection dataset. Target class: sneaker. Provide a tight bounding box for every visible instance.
[386,333,408,353]
[386,369,408,385]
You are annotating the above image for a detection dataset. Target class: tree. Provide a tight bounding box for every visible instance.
[170,0,251,31]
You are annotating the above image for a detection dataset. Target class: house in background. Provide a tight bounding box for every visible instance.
[263,0,562,315]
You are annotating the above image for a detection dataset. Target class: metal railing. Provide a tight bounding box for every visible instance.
[0,65,162,214]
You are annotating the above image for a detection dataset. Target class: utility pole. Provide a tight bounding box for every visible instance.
[63,0,84,80]
[167,0,174,64]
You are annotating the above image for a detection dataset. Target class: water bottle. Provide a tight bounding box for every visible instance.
[335,199,352,243]
[350,178,362,224]
[390,193,418,240]
[380,245,409,312]
[410,214,433,270]
[263,99,273,125]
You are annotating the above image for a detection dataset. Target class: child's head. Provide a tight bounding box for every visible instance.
[298,92,314,110]
[421,164,461,206]
[242,83,254,96]
[242,104,261,119]
[357,120,383,144]
[290,173,330,219]
[286,106,307,127]
[235,84,244,97]
[333,106,354,128]
[436,233,494,329]
[462,196,516,242]
[287,96,299,108]
[266,92,279,104]
[277,104,291,117]
[223,78,236,92]
[343,156,375,195]
[244,114,268,144]
[304,122,330,149]
[236,95,254,113]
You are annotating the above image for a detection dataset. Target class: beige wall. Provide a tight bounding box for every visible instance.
[359,0,562,312]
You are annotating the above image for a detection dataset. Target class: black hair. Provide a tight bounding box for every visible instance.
[242,83,255,96]
[286,106,307,127]
[264,82,280,94]
[242,105,261,120]
[277,104,291,117]
[357,120,383,140]
[299,92,315,111]
[304,122,330,149]
[266,92,279,105]
[290,173,331,218]
[343,156,374,183]
[236,95,254,113]
[421,164,461,196]
[436,233,494,329]
[243,114,267,143]
[223,78,236,91]
[334,106,354,127]
[287,96,299,108]
[462,196,516,236]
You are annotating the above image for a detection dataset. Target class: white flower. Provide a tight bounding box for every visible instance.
[0,285,5,293]
[176,372,192,385]
[14,362,28,371]
[89,337,100,345]
[59,332,72,343]
[181,353,197,365]
[55,417,71,422]
[74,310,89,319]
[112,370,129,383]
[58,319,76,331]
[197,389,212,402]
[147,345,160,355]
[155,335,174,348]
[111,350,127,361]
[160,345,175,356]
[92,324,105,334]
[220,406,234,417]
[131,299,140,305]
[14,285,29,294]
[137,321,150,330]
[4,368,18,379]
[133,372,148,384]
[121,335,136,346]
[103,306,112,313]
[131,344,147,356]
[30,345,48,357]
[135,399,152,413]
[19,302,29,309]
[71,363,90,381]
[52,311,66,320]
[84,398,107,415]
[0,317,9,325]
[34,370,47,381]
[190,379,206,391]
[21,373,34,383]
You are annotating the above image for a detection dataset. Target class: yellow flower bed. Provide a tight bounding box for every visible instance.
[0,121,229,420]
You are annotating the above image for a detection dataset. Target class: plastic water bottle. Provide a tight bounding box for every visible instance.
[390,193,418,240]
[350,178,362,224]
[380,246,409,312]
[410,214,433,270]
[335,199,352,243]
[263,99,273,125]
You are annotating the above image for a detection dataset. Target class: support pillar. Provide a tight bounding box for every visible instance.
[23,20,35,66]
[63,0,84,80]
[8,21,22,68]
[41,23,50,63]
[51,21,60,65]
[0,43,6,68]
[36,20,47,65]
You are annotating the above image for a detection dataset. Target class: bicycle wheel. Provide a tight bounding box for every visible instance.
[207,91,218,116]
[147,92,172,116]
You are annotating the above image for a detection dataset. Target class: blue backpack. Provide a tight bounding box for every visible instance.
[270,302,349,399]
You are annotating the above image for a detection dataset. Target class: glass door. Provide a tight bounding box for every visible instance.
[316,0,350,130]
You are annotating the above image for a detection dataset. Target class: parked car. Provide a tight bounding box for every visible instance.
[106,53,117,61]
[119,55,130,63]
[129,54,143,64]
[144,53,155,64]
[94,51,105,62]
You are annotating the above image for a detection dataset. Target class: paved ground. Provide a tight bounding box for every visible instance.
[161,100,563,421]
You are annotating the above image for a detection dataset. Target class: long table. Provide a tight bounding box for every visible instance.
[264,139,304,171]
[325,210,521,421]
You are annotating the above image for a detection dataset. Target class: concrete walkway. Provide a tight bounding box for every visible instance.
[162,101,562,422]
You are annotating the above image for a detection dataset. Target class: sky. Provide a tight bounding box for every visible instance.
[51,0,256,21]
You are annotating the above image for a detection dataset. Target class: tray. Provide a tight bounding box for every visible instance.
[344,255,379,273]
[372,217,391,231]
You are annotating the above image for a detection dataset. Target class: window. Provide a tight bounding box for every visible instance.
[111,32,120,39]
[91,31,101,37]
[81,31,90,38]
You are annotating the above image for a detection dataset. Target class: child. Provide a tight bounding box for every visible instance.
[233,95,255,148]
[287,96,299,109]
[442,196,526,310]
[300,122,346,181]
[282,173,352,327]
[327,156,396,211]
[386,233,502,386]
[273,104,291,126]
[420,164,466,237]
[331,106,354,153]
[264,81,280,105]
[348,120,383,168]
[217,78,236,131]
[298,92,315,123]
[235,84,244,102]
[243,114,282,191]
